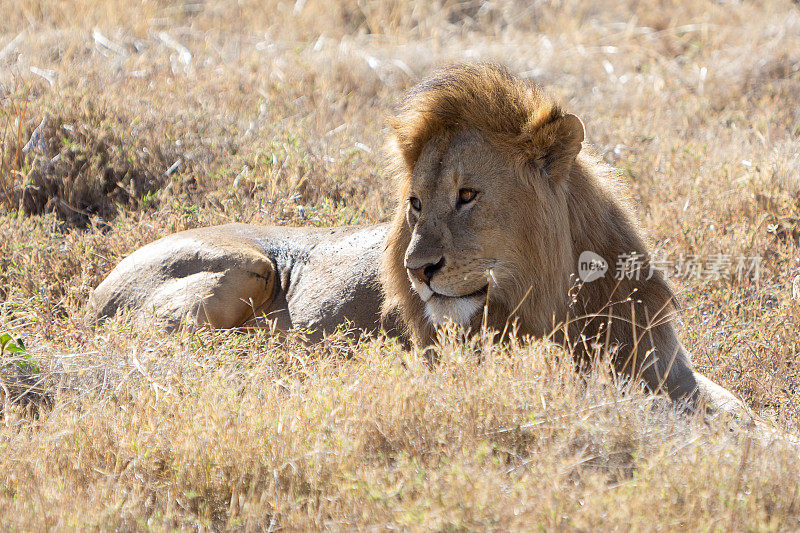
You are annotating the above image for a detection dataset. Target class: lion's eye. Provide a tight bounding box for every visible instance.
[409,196,422,211]
[458,188,478,205]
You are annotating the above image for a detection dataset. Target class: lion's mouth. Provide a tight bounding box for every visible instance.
[408,271,491,303]
[430,284,489,300]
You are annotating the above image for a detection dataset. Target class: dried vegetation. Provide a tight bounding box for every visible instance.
[1,0,800,529]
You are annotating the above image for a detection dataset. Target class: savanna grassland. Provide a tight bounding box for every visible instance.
[1,0,800,530]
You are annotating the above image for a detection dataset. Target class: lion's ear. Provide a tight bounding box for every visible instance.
[539,113,585,182]
[559,113,585,146]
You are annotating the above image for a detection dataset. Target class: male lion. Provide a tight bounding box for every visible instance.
[87,64,743,414]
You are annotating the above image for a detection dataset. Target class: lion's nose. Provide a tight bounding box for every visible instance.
[407,258,445,284]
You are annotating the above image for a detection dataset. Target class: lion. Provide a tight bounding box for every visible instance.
[87,63,744,414]
[87,224,392,341]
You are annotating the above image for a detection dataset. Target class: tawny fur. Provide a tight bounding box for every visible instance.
[87,63,744,414]
[380,64,743,413]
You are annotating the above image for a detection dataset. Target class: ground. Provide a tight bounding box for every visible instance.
[1,0,800,530]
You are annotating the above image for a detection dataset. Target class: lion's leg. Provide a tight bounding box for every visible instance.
[192,261,277,329]
[639,332,746,415]
[141,244,278,330]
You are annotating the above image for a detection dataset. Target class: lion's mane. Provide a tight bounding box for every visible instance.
[380,64,676,373]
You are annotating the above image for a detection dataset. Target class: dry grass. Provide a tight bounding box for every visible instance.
[1,0,800,529]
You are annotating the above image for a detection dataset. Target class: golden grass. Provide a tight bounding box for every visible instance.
[1,0,800,529]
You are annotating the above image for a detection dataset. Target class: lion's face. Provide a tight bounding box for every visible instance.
[380,64,588,342]
[402,129,547,327]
